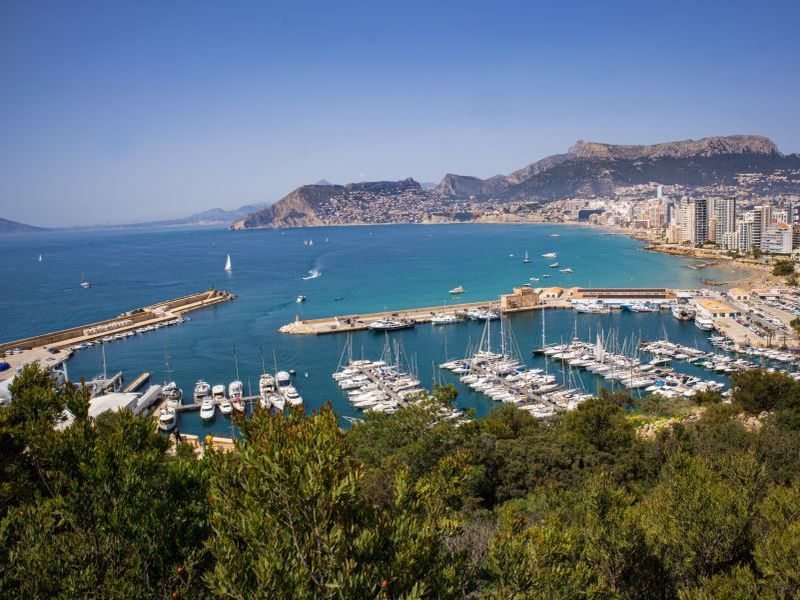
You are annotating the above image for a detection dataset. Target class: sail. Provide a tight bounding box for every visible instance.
[224,254,232,271]
[596,334,605,363]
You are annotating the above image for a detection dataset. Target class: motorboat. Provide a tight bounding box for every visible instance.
[219,398,233,415]
[228,380,243,400]
[163,381,182,404]
[157,406,177,432]
[573,301,609,314]
[530,277,540,282]
[199,397,216,421]
[212,385,226,401]
[194,380,211,401]
[695,314,715,331]
[671,303,695,321]
[271,394,286,412]
[549,262,560,268]
[449,285,465,294]
[431,314,462,325]
[276,371,292,388]
[296,295,306,303]
[559,268,573,273]
[368,318,416,331]
[542,252,557,258]
[283,386,303,407]
[259,373,276,407]
[627,302,657,312]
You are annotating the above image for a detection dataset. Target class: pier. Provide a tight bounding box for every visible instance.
[280,287,676,335]
[0,289,236,383]
[124,372,151,393]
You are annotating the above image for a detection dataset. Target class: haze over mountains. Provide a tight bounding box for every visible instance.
[233,135,800,230]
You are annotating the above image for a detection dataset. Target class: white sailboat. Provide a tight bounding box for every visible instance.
[224,254,232,272]
[523,250,531,263]
[38,254,42,263]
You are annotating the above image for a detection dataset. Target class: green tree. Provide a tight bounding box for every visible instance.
[636,452,763,590]
[204,403,472,599]
[753,479,800,598]
[730,369,800,414]
[0,366,210,598]
[772,259,795,277]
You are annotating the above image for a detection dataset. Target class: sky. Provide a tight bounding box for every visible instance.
[1,0,799,227]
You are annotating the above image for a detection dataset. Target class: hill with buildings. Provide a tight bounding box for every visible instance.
[233,135,800,229]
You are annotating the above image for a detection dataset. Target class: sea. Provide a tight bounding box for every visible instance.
[0,223,752,436]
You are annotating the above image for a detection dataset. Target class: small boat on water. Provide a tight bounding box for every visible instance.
[80,272,91,289]
[431,314,463,325]
[542,274,551,278]
[199,397,216,421]
[259,373,276,409]
[549,262,560,268]
[559,268,573,273]
[449,285,465,294]
[38,254,42,263]
[283,386,303,407]
[542,252,557,258]
[212,384,226,401]
[671,303,695,321]
[368,318,416,332]
[695,314,715,331]
[522,251,531,263]
[228,380,244,412]
[627,302,658,312]
[224,254,232,272]
[163,381,183,404]
[296,295,306,303]
[549,234,560,238]
[530,277,540,282]
[158,406,177,432]
[194,380,211,402]
[219,398,233,415]
[334,297,344,302]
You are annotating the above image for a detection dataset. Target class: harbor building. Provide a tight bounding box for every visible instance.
[500,286,541,311]
[694,299,741,319]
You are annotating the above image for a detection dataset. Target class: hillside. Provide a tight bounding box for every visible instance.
[233,135,800,229]
[0,217,47,234]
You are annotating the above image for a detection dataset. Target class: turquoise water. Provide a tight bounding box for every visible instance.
[0,223,748,435]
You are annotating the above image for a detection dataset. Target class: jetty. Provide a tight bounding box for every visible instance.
[280,287,676,335]
[0,289,236,383]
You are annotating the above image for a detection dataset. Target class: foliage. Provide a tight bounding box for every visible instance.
[204,403,472,599]
[772,259,795,277]
[2,366,800,597]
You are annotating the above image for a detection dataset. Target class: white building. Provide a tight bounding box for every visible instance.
[762,222,793,254]
[713,197,736,249]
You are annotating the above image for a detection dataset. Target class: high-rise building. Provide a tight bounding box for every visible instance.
[736,213,754,253]
[762,223,793,254]
[713,197,736,249]
[753,205,773,250]
[693,198,710,244]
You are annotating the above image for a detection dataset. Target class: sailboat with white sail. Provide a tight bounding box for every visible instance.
[224,254,232,272]
[522,250,531,263]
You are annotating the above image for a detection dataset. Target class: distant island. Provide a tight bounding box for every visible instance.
[231,134,800,230]
[0,217,48,234]
[0,202,269,234]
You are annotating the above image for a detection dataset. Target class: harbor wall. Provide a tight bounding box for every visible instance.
[0,290,234,353]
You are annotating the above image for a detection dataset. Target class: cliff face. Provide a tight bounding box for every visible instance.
[568,135,780,160]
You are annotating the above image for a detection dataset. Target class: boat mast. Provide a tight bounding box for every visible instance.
[233,344,240,381]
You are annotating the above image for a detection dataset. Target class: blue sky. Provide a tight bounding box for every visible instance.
[1,0,798,226]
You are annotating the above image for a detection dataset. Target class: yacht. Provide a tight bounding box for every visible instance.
[549,234,560,237]
[671,303,695,321]
[228,380,243,400]
[212,384,226,401]
[449,285,465,294]
[628,302,657,312]
[271,394,286,412]
[368,318,416,331]
[296,295,306,303]
[219,398,233,415]
[549,262,560,268]
[522,251,531,263]
[157,406,177,432]
[573,301,609,314]
[276,371,292,389]
[695,314,715,331]
[283,386,303,407]
[542,252,557,258]
[259,373,276,408]
[559,268,573,273]
[431,314,462,325]
[530,277,540,282]
[163,381,183,404]
[199,397,216,421]
[193,380,211,402]
[542,274,551,278]
[80,272,92,289]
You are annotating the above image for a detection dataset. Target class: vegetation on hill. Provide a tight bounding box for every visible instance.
[2,365,800,597]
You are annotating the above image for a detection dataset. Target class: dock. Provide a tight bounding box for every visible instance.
[124,372,151,393]
[0,289,236,383]
[280,287,677,335]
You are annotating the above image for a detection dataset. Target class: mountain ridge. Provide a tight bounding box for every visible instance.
[231,134,799,229]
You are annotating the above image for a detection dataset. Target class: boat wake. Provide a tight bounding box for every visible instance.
[302,268,322,280]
